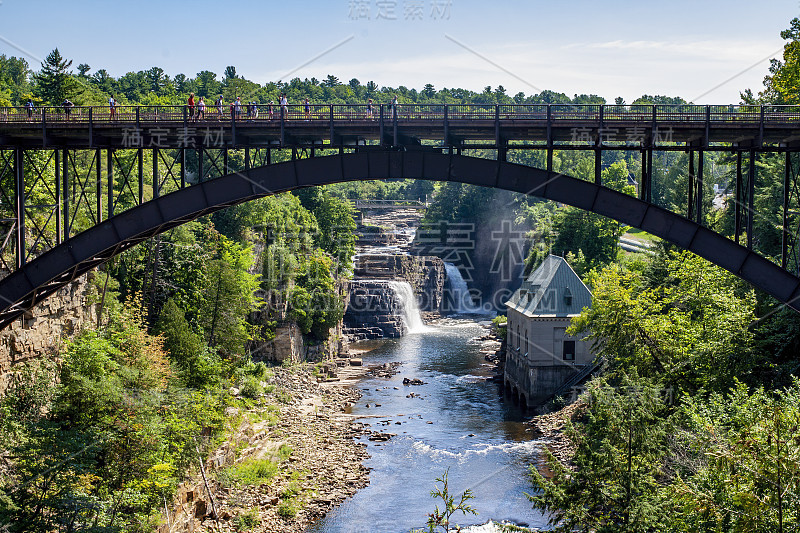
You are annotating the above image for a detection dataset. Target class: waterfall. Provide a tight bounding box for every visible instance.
[388,281,428,333]
[444,262,482,314]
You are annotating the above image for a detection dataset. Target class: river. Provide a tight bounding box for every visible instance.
[308,317,549,532]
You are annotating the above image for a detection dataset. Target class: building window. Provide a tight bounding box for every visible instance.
[524,329,528,358]
[553,327,565,357]
[563,340,576,361]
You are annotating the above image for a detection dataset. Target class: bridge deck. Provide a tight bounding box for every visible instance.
[2,104,799,148]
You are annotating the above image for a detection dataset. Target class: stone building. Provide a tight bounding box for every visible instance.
[503,255,594,408]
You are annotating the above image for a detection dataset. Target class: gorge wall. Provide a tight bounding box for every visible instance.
[0,273,97,392]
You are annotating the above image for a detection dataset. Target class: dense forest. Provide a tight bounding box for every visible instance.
[0,15,800,533]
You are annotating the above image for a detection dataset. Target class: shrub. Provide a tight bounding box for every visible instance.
[233,507,260,531]
[238,375,264,399]
[277,499,300,519]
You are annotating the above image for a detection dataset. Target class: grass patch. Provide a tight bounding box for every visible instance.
[624,228,660,242]
[277,498,300,519]
[280,480,301,499]
[274,389,293,404]
[233,508,260,531]
[220,458,279,487]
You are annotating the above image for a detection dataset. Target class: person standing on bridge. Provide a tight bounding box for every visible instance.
[268,101,274,120]
[304,98,311,120]
[62,99,74,121]
[280,94,288,119]
[24,99,35,120]
[216,95,224,119]
[188,93,195,122]
[234,97,242,120]
[197,96,205,121]
[108,95,116,120]
[366,98,374,119]
[391,95,399,118]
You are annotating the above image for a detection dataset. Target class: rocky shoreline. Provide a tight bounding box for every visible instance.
[165,361,375,533]
[526,400,585,468]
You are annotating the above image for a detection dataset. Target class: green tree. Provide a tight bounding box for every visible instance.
[195,69,220,97]
[196,235,261,357]
[667,381,800,532]
[288,251,344,340]
[156,298,221,389]
[570,251,758,394]
[425,468,478,532]
[746,18,800,104]
[33,48,78,105]
[530,372,670,533]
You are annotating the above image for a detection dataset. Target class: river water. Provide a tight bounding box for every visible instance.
[308,318,549,533]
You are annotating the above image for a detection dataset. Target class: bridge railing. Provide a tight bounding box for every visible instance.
[765,105,800,123]
[4,103,800,126]
[605,105,654,121]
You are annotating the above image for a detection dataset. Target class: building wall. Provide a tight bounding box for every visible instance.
[504,308,592,406]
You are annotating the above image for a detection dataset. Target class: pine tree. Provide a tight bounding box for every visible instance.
[34,48,77,105]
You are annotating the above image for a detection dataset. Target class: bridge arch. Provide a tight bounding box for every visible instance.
[1,150,798,329]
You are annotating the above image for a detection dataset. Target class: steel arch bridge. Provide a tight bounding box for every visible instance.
[1,103,800,329]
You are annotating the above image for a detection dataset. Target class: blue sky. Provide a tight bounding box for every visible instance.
[1,0,798,103]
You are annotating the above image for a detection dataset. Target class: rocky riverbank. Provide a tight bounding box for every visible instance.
[166,363,374,533]
[526,400,586,467]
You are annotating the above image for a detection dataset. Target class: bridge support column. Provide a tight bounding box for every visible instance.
[646,149,653,204]
[153,148,160,198]
[783,151,791,270]
[180,148,185,189]
[55,150,61,245]
[546,105,553,174]
[735,151,742,244]
[63,149,69,242]
[95,148,102,223]
[696,150,704,225]
[748,149,756,250]
[687,150,695,220]
[138,148,144,202]
[393,105,398,147]
[594,148,602,185]
[107,149,114,218]
[14,148,24,268]
[640,149,648,202]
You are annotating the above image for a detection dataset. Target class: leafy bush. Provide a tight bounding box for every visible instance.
[238,375,264,399]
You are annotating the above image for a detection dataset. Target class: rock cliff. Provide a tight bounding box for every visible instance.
[0,273,97,392]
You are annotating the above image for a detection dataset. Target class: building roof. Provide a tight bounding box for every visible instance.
[504,255,592,318]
